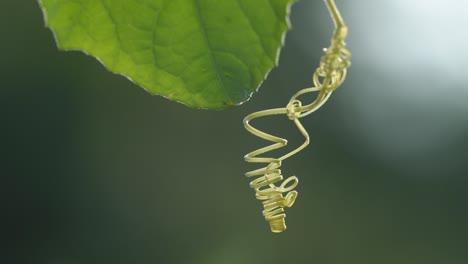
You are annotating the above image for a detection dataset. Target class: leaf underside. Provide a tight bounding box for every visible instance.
[39,0,294,109]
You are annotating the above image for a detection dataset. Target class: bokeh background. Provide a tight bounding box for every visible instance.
[2,1,468,264]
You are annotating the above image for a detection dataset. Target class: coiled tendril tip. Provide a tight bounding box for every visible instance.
[243,0,351,233]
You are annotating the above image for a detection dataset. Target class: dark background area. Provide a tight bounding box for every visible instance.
[1,1,468,264]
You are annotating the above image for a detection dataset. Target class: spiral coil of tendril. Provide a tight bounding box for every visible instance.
[243,0,351,233]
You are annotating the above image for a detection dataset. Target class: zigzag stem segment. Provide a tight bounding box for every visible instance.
[243,0,351,233]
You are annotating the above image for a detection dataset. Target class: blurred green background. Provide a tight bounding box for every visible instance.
[2,1,468,264]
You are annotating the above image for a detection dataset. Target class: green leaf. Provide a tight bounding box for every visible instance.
[38,0,294,109]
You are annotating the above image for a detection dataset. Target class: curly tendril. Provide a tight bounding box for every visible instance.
[243,0,351,233]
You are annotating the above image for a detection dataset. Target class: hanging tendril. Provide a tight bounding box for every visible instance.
[243,0,351,233]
